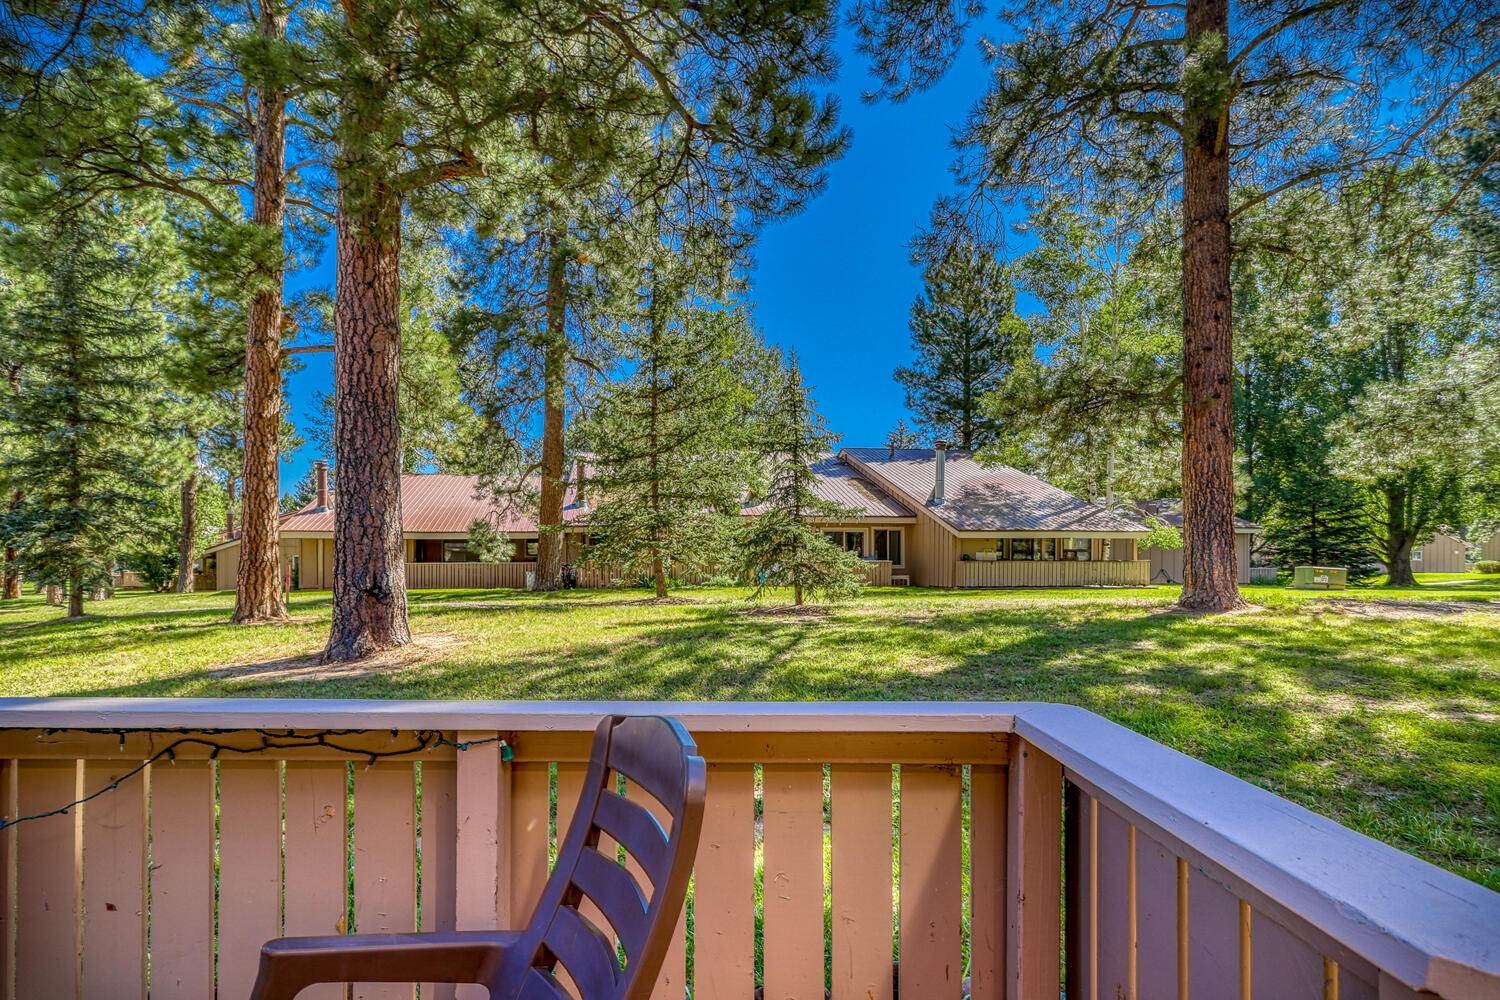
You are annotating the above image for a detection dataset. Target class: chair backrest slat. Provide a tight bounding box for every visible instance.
[492,715,706,1000]
[542,906,618,996]
[592,793,670,887]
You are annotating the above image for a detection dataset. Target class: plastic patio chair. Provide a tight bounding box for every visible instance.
[248,714,707,1000]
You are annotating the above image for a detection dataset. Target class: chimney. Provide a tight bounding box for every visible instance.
[575,459,587,507]
[932,440,949,505]
[226,475,235,535]
[315,460,329,510]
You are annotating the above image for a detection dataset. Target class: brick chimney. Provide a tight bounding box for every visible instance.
[931,440,949,505]
[575,458,587,507]
[315,460,330,510]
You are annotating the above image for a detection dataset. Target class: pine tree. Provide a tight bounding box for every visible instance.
[739,355,866,606]
[1262,473,1380,582]
[0,192,176,618]
[886,418,919,450]
[894,242,1026,450]
[579,259,760,598]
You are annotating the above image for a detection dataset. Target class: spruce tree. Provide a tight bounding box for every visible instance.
[739,354,866,606]
[0,192,176,617]
[579,257,760,598]
[1263,473,1380,582]
[894,242,1026,450]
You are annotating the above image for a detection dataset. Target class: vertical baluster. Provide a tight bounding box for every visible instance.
[284,761,348,1000]
[900,765,963,997]
[81,760,147,999]
[0,758,12,1000]
[969,763,1007,1000]
[422,760,458,1000]
[507,761,551,930]
[1006,738,1060,1000]
[694,763,756,1000]
[761,762,825,1000]
[149,759,214,1000]
[15,759,79,998]
[830,763,893,1000]
[352,762,417,1000]
[1094,805,1132,999]
[453,732,499,950]
[218,760,282,997]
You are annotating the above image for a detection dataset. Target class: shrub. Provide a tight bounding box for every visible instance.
[1476,560,1500,574]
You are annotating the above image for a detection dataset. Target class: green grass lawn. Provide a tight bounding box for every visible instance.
[2,576,1497,889]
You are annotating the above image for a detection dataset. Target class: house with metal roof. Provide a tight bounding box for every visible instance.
[205,445,1155,590]
[1133,498,1270,585]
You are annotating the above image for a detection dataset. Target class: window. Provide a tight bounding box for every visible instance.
[824,530,865,555]
[1040,538,1056,561]
[1411,547,1424,562]
[873,529,902,565]
[1062,538,1093,561]
[1011,538,1037,561]
[443,541,475,563]
[523,540,539,559]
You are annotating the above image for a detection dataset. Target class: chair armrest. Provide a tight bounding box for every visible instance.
[249,930,521,1000]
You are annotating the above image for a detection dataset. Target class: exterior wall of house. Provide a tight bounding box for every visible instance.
[214,542,238,591]
[1412,533,1468,573]
[1484,534,1500,561]
[907,508,959,587]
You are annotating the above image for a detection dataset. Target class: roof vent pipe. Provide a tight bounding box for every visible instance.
[315,460,329,510]
[932,440,949,505]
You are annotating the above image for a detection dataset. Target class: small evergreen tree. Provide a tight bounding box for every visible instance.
[739,354,866,605]
[886,418,919,450]
[466,519,514,563]
[1262,473,1380,582]
[579,261,758,598]
[0,192,176,617]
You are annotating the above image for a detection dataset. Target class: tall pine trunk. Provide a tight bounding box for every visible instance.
[1384,484,1416,586]
[175,468,199,593]
[232,0,290,623]
[1178,0,1245,612]
[323,176,409,660]
[534,243,568,592]
[68,571,83,618]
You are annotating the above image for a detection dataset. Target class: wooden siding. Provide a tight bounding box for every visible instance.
[955,559,1150,588]
[406,561,531,589]
[908,505,960,587]
[1413,533,1469,573]
[0,700,1493,1000]
[1145,533,1255,585]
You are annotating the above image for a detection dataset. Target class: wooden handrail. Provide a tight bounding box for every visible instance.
[1015,703,1500,999]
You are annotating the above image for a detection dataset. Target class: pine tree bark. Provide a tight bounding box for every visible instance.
[534,243,569,592]
[1384,483,1417,586]
[1177,0,1245,612]
[322,180,409,661]
[68,570,83,618]
[175,468,199,593]
[232,0,290,623]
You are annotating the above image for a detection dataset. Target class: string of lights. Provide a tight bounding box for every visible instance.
[0,728,512,831]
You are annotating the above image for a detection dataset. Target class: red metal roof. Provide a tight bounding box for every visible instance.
[276,473,589,535]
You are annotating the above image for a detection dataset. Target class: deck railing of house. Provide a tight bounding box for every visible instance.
[0,699,1494,1000]
[955,558,1151,588]
[404,560,895,591]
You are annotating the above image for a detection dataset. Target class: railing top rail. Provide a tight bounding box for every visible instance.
[0,697,1018,733]
[1014,703,1500,1000]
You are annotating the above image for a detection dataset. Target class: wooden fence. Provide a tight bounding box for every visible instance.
[954,558,1151,588]
[0,699,1493,999]
[405,561,532,589]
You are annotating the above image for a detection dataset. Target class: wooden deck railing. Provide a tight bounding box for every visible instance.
[405,560,532,589]
[0,699,1493,1000]
[955,558,1151,588]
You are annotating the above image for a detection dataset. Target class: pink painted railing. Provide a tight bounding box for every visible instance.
[0,699,1494,1000]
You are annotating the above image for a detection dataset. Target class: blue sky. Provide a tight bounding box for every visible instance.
[279,27,995,491]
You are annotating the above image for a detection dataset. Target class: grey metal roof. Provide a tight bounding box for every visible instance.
[842,448,1148,533]
[742,455,914,519]
[1136,499,1261,534]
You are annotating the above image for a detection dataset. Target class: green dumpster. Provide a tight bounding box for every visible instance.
[1291,565,1347,590]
